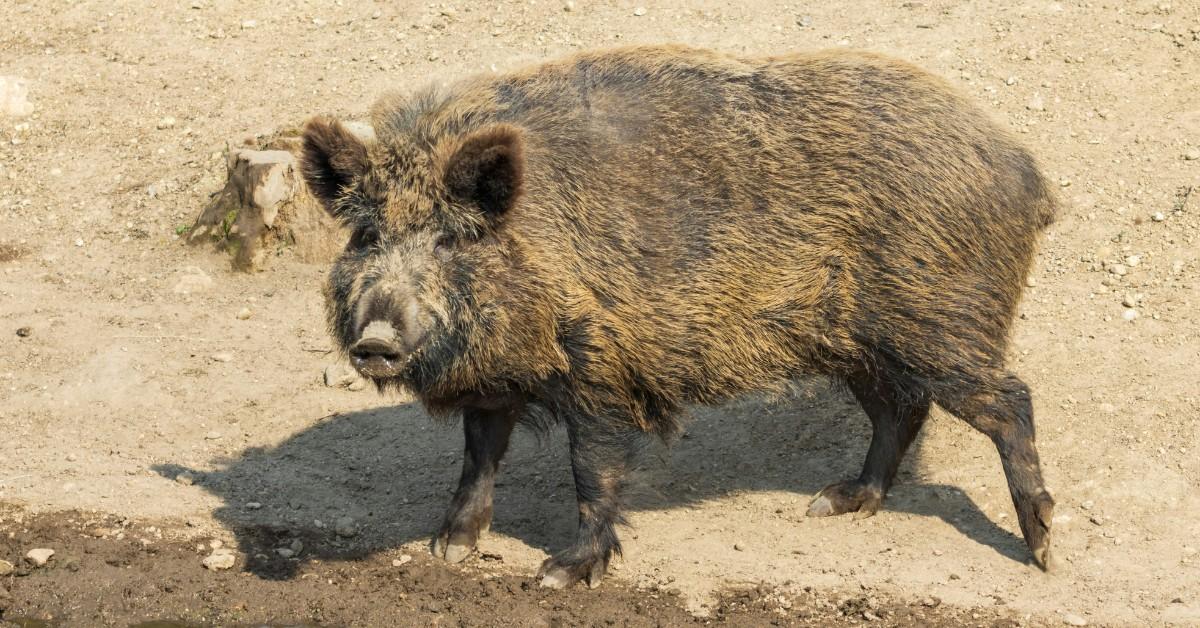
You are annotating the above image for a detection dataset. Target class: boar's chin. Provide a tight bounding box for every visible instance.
[386,332,469,398]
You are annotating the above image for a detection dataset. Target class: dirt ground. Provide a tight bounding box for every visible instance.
[1,0,1198,626]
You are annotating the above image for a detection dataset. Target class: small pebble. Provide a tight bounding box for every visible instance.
[16,326,31,337]
[1121,294,1139,308]
[276,548,295,558]
[1005,76,1018,86]
[240,19,257,29]
[246,501,262,510]
[393,554,413,567]
[0,559,13,576]
[156,116,177,130]
[1026,94,1045,111]
[205,431,222,440]
[175,472,195,486]
[1108,264,1127,276]
[797,15,813,27]
[921,597,941,608]
[1184,148,1200,161]
[1122,308,1139,321]
[25,548,54,567]
[1152,212,1165,222]
[236,307,252,320]
[210,352,233,363]
[633,6,647,16]
[1124,255,1141,267]
[733,542,744,551]
[563,1,575,11]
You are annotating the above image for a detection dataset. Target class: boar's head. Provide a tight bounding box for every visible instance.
[299,115,563,408]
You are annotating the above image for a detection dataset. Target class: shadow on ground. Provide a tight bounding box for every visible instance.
[153,378,1029,580]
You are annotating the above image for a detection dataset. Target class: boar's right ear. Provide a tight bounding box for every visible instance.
[300,116,369,216]
[443,125,524,220]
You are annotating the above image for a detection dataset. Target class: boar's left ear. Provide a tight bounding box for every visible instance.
[443,124,524,219]
[300,116,370,217]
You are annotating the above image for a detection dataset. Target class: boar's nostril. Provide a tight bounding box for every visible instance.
[350,337,404,363]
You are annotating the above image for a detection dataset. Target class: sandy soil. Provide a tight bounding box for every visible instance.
[1,0,1198,626]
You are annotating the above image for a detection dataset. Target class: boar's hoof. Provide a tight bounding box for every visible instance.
[431,535,475,564]
[537,555,607,589]
[806,481,884,519]
[1019,491,1054,571]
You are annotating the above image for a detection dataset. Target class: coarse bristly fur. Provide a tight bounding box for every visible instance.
[300,44,1059,589]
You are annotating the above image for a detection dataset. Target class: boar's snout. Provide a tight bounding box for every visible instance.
[349,320,406,378]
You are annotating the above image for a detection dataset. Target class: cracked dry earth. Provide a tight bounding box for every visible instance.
[1,0,1198,626]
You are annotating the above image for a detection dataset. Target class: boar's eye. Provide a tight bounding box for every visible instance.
[433,235,455,262]
[348,226,380,251]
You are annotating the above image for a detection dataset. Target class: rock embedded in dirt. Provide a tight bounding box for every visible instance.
[25,548,54,567]
[172,266,214,294]
[324,363,365,390]
[202,548,236,570]
[0,559,13,576]
[236,307,252,320]
[1026,94,1045,111]
[1122,308,1139,321]
[393,554,413,567]
[15,326,31,337]
[334,516,357,538]
[1062,611,1089,626]
[209,353,233,363]
[156,116,177,130]
[1184,148,1200,161]
[175,472,195,485]
[0,75,34,117]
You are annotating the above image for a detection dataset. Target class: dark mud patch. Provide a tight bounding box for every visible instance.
[0,508,1037,627]
[0,243,28,263]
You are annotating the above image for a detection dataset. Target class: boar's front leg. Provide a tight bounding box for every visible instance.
[537,414,634,589]
[432,404,521,563]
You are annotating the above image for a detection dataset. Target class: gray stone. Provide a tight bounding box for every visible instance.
[334,516,357,538]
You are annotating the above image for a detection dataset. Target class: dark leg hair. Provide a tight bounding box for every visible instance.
[930,370,1054,569]
[537,413,637,589]
[432,403,521,563]
[808,368,931,518]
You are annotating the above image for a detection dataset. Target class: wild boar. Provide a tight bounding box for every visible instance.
[299,44,1057,589]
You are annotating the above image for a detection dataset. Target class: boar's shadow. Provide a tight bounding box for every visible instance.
[154,378,1031,580]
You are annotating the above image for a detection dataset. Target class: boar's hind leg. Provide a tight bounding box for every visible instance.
[933,371,1054,570]
[807,370,931,519]
[537,417,633,589]
[432,405,521,563]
